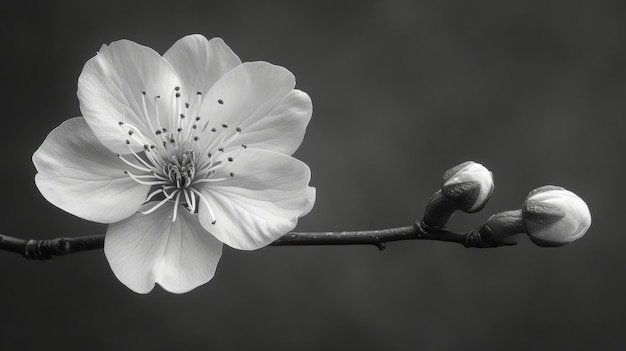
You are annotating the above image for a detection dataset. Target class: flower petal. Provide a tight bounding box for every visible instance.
[195,62,296,153]
[163,35,241,105]
[234,89,312,155]
[196,149,314,250]
[105,203,223,294]
[300,186,317,217]
[78,39,181,154]
[32,117,149,223]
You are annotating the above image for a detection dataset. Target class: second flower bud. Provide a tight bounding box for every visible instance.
[422,161,494,229]
[441,161,495,213]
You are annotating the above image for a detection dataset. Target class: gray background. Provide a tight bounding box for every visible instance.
[0,0,624,350]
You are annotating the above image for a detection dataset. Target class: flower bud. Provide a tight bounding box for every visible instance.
[441,161,494,213]
[422,161,494,229]
[522,186,591,247]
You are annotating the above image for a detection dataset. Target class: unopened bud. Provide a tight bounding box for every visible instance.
[441,161,494,213]
[423,161,494,229]
[522,186,591,247]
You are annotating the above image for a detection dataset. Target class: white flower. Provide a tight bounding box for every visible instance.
[441,161,494,213]
[522,186,591,246]
[32,35,316,293]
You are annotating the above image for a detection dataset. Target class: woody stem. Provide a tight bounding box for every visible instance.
[0,221,504,260]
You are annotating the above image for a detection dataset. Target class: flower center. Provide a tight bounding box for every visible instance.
[165,151,195,189]
[115,87,246,223]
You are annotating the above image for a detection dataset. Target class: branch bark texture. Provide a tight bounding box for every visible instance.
[0,222,505,260]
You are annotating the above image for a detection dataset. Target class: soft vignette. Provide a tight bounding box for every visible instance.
[32,34,316,294]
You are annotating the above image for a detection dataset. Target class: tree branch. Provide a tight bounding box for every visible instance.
[0,221,510,261]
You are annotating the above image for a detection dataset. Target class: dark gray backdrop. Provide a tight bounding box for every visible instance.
[1,0,623,350]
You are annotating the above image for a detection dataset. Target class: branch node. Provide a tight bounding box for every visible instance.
[414,220,437,234]
[464,231,481,248]
[25,239,52,260]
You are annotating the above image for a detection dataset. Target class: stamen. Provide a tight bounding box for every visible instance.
[126,144,156,170]
[145,188,165,202]
[188,188,197,213]
[209,126,243,154]
[117,154,151,172]
[140,190,177,215]
[170,191,182,222]
[154,96,161,130]
[140,91,159,139]
[143,148,164,169]
[119,122,152,148]
[125,171,170,186]
[151,172,170,181]
[190,188,217,224]
[183,189,193,212]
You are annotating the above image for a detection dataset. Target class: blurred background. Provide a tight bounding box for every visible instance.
[1,0,624,349]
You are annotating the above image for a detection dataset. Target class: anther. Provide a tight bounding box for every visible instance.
[125,140,130,145]
[194,136,199,141]
[207,152,212,158]
[212,220,216,225]
[218,147,224,152]
[227,157,233,162]
[195,116,200,121]
[177,128,183,132]
[118,121,124,125]
[221,123,228,128]
[141,91,146,95]
[175,93,180,98]
[242,144,248,149]
[192,125,197,129]
[218,99,224,104]
[174,86,180,91]
[180,113,185,119]
[156,130,162,135]
[229,172,234,177]
[235,127,242,132]
[211,127,217,132]
[197,91,202,95]
[128,130,134,136]
[143,144,149,150]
